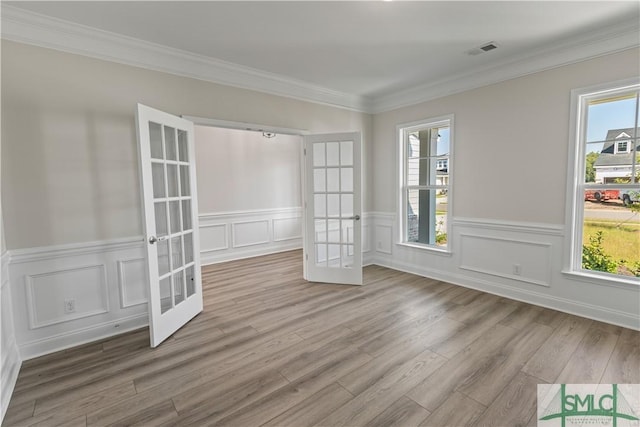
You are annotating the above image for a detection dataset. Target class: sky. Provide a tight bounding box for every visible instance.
[586,96,638,154]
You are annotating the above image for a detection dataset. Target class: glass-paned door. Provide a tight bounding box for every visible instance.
[304,132,362,285]
[136,104,203,347]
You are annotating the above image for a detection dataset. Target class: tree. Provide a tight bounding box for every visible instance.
[585,152,599,182]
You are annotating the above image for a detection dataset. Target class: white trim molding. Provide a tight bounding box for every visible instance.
[0,5,371,113]
[2,4,638,115]
[1,251,21,423]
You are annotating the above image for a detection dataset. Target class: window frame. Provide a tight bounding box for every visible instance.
[564,78,639,287]
[615,139,630,154]
[397,114,454,254]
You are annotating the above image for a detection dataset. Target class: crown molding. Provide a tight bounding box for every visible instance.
[0,5,373,113]
[370,17,640,113]
[1,5,638,115]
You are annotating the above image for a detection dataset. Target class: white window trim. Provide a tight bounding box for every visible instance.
[397,114,454,254]
[614,140,630,154]
[563,77,639,287]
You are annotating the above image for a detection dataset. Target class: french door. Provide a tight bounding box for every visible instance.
[136,104,203,347]
[304,132,362,285]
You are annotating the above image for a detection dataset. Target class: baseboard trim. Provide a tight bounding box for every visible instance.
[19,313,149,361]
[200,243,303,266]
[372,257,640,331]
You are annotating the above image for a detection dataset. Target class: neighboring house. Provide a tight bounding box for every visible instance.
[435,157,449,187]
[594,128,639,183]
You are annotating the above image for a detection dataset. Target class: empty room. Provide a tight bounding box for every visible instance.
[1,1,639,426]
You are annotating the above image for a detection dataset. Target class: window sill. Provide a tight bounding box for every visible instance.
[561,269,640,290]
[397,242,453,256]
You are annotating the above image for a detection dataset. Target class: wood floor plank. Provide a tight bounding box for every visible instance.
[366,396,431,427]
[3,250,629,427]
[418,391,485,427]
[521,315,593,383]
[260,383,354,427]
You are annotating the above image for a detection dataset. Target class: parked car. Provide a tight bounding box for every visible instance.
[584,189,619,202]
[619,189,640,206]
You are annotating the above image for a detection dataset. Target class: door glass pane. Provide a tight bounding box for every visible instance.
[342,245,354,268]
[313,169,326,192]
[328,244,341,267]
[149,122,164,160]
[314,194,326,217]
[313,143,325,167]
[341,194,353,218]
[184,232,193,264]
[180,166,190,196]
[327,219,340,243]
[160,276,172,314]
[155,202,168,237]
[182,200,192,231]
[171,236,183,269]
[185,265,195,297]
[169,201,181,234]
[152,163,166,198]
[315,244,327,266]
[327,194,340,217]
[167,164,179,197]
[340,141,353,166]
[315,220,327,243]
[341,168,353,192]
[326,142,340,166]
[178,129,188,162]
[164,126,177,160]
[327,168,339,192]
[157,239,170,277]
[174,271,185,306]
[342,219,354,244]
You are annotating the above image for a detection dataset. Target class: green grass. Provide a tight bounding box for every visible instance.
[583,221,640,265]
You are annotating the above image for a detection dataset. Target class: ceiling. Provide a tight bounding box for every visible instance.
[3,1,640,112]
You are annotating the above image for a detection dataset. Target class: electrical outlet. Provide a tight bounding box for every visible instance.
[513,264,522,276]
[64,299,76,314]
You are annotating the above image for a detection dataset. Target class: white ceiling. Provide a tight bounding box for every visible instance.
[3,1,640,112]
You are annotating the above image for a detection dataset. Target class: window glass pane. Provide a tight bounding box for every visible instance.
[341,168,353,192]
[327,219,340,243]
[581,190,639,276]
[180,166,190,196]
[182,200,192,231]
[167,164,179,197]
[155,202,168,237]
[327,194,340,217]
[313,143,325,167]
[313,169,326,192]
[149,122,163,159]
[327,168,339,192]
[185,265,195,298]
[326,142,340,166]
[314,194,326,218]
[328,244,341,268]
[152,163,165,198]
[407,158,433,186]
[315,244,327,266]
[157,239,170,277]
[169,201,181,234]
[586,94,637,143]
[178,129,188,162]
[164,126,177,161]
[184,232,193,265]
[342,219,354,244]
[174,271,185,306]
[341,194,353,218]
[160,276,171,314]
[407,189,443,246]
[340,141,353,166]
[171,236,183,269]
[315,220,327,243]
[436,127,450,156]
[342,245,354,268]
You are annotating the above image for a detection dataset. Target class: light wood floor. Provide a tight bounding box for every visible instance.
[3,250,639,426]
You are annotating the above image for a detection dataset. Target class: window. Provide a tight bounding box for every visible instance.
[567,80,639,282]
[399,116,453,251]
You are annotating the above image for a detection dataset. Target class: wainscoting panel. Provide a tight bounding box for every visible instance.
[199,208,303,265]
[117,258,148,308]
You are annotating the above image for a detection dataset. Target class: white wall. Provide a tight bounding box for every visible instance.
[370,48,640,329]
[195,126,303,264]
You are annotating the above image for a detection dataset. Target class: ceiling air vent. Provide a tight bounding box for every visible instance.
[466,41,499,56]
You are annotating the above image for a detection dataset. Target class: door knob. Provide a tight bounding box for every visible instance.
[350,215,361,221]
[149,236,158,244]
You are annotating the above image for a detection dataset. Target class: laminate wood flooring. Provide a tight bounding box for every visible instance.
[3,250,639,426]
